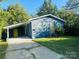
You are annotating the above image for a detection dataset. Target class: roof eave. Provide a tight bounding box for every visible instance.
[3,23,26,29]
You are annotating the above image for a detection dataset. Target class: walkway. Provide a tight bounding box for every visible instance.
[5,38,65,59]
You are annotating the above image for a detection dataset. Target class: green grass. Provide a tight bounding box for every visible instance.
[0,40,8,59]
[33,36,79,59]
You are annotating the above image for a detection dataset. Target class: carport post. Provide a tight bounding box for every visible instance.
[7,28,9,39]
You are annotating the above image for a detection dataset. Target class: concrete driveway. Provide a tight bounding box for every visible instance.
[5,38,66,59]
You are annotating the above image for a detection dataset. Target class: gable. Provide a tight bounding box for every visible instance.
[29,14,65,23]
[31,16,64,25]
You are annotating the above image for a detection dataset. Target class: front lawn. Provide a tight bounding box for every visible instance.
[0,40,8,59]
[33,36,79,59]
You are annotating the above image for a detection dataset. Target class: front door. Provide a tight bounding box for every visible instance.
[14,29,18,38]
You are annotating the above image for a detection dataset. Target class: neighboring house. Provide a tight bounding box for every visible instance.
[2,14,65,39]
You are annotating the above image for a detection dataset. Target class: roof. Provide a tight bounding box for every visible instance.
[3,23,25,29]
[3,14,65,29]
[28,14,65,22]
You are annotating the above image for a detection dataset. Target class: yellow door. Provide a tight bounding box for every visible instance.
[14,29,18,38]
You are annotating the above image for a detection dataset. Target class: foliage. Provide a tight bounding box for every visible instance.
[65,0,79,14]
[0,4,31,39]
[0,10,10,39]
[7,4,31,25]
[37,0,57,16]
[60,0,79,35]
[0,0,8,2]
[0,40,7,59]
[57,9,79,35]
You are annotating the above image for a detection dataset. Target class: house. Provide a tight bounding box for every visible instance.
[2,14,65,40]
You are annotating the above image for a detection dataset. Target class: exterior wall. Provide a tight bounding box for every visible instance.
[9,28,14,38]
[31,17,53,39]
[18,25,26,37]
[9,25,26,38]
[31,17,64,39]
[26,23,32,38]
[53,19,64,36]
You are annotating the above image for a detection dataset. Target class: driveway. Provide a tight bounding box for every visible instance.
[5,38,65,59]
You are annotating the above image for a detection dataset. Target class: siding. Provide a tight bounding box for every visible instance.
[31,17,64,38]
[31,17,53,38]
[26,23,32,38]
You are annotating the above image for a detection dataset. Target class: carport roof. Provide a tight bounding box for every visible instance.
[3,23,25,29]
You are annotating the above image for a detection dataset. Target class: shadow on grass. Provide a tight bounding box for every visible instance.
[0,41,8,59]
[34,37,79,59]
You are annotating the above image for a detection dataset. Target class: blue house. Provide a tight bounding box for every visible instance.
[2,14,65,39]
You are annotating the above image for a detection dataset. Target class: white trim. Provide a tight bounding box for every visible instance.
[3,23,25,29]
[7,28,9,39]
[28,14,65,22]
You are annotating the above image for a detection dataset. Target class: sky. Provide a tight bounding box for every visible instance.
[0,0,68,15]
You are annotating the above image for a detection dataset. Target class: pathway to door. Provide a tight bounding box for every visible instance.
[5,38,66,59]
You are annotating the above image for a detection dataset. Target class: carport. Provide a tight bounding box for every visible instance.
[3,23,27,39]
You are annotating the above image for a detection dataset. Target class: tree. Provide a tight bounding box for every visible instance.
[57,9,79,35]
[0,4,31,39]
[0,10,10,39]
[65,0,79,14]
[63,0,79,35]
[37,0,57,16]
[7,4,31,25]
[0,0,8,2]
